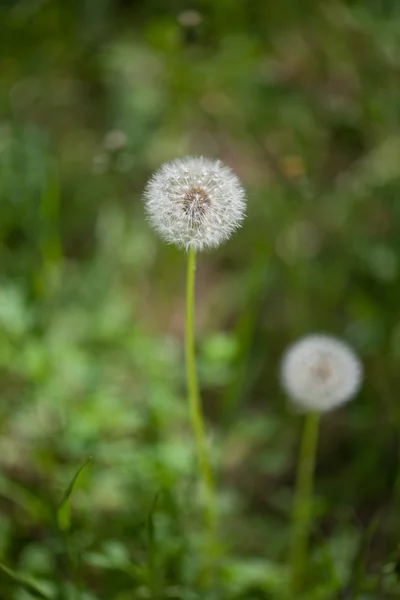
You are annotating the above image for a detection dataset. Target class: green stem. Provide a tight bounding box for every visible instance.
[290,411,320,594]
[185,247,216,538]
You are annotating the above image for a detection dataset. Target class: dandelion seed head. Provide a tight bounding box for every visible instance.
[144,156,246,251]
[178,10,202,27]
[280,334,363,413]
[103,129,127,152]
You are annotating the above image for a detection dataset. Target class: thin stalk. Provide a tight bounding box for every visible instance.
[37,161,62,297]
[290,411,320,594]
[185,247,216,538]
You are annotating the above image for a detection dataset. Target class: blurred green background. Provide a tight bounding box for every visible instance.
[1,1,400,598]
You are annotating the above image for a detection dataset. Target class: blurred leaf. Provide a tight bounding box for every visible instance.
[0,284,30,337]
[0,476,51,523]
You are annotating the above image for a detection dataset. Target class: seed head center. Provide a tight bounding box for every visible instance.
[311,358,332,383]
[183,186,210,217]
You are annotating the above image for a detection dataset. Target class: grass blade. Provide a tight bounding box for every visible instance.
[147,491,161,594]
[0,562,51,599]
[57,457,91,532]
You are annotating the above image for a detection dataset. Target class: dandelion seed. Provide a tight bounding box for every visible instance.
[280,334,363,412]
[144,156,246,251]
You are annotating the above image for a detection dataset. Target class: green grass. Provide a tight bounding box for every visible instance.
[1,1,400,598]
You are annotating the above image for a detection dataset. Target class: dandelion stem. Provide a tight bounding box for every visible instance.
[290,411,320,594]
[185,247,216,541]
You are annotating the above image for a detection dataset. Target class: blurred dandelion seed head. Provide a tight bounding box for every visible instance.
[178,10,202,27]
[144,156,246,251]
[280,334,363,412]
[103,129,127,152]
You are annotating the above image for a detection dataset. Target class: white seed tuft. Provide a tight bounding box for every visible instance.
[143,156,246,251]
[280,334,363,413]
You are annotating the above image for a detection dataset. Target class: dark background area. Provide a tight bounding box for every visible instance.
[1,1,400,598]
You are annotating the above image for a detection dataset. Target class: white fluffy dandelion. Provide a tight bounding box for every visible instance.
[280,334,363,413]
[144,156,246,251]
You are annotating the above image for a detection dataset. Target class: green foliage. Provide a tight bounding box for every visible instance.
[1,0,400,598]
